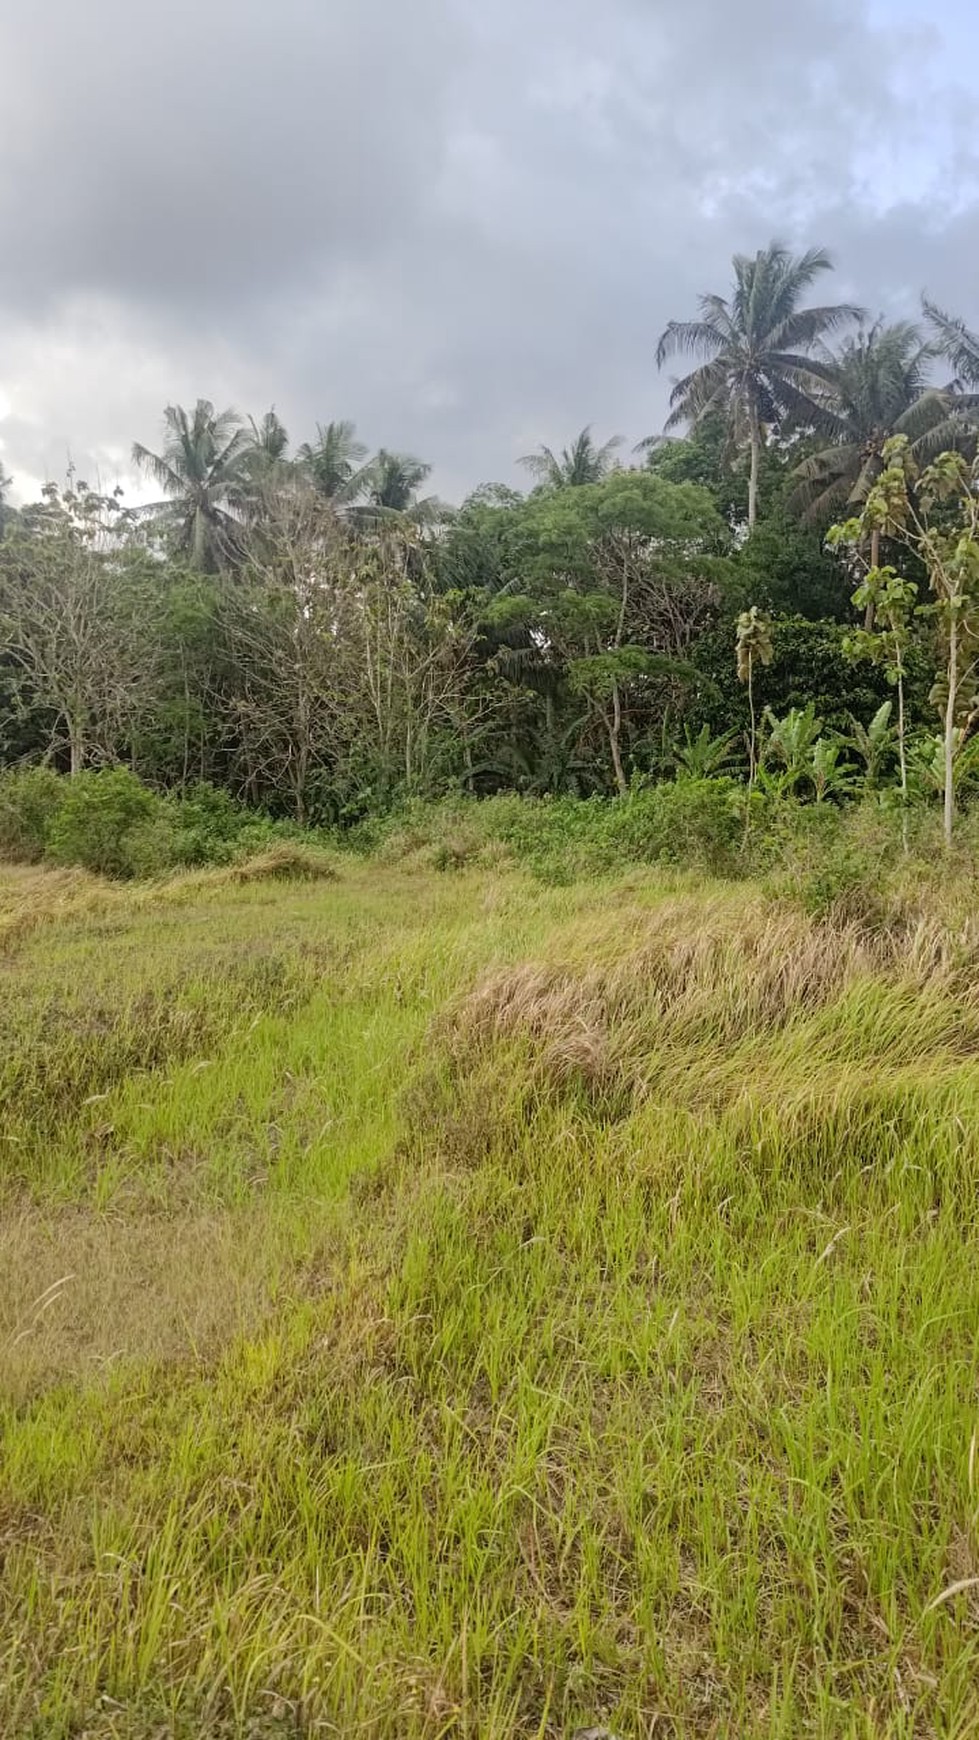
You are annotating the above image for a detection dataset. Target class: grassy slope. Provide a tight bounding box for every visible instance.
[2,860,979,1737]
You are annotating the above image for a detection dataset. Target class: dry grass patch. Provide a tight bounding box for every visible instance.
[219,842,339,884]
[446,892,979,1112]
[0,863,118,952]
[0,1203,301,1402]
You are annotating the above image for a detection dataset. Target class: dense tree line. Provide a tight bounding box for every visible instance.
[2,241,979,829]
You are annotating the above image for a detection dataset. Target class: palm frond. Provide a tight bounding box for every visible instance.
[656,319,725,368]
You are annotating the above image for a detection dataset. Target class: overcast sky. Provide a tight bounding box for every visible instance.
[1,0,977,506]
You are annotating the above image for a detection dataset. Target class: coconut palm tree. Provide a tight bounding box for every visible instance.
[789,322,953,530]
[923,301,979,392]
[792,322,967,627]
[296,420,372,506]
[656,242,863,527]
[249,409,289,468]
[354,450,447,527]
[238,409,293,518]
[519,426,624,489]
[132,400,255,571]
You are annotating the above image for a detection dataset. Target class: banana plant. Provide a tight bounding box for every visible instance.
[673,723,739,781]
[761,702,824,796]
[844,701,896,790]
[907,729,979,802]
[810,735,857,803]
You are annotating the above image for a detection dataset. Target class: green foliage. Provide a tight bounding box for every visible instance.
[761,702,824,796]
[733,510,852,618]
[0,766,67,862]
[0,769,308,880]
[45,768,158,877]
[374,781,747,881]
[673,723,739,780]
[844,701,896,788]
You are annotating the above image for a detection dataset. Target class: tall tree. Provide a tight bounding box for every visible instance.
[0,481,163,773]
[296,420,371,506]
[790,321,956,627]
[519,427,624,490]
[790,323,951,529]
[656,242,862,528]
[831,436,979,845]
[132,400,255,571]
[0,463,11,538]
[357,450,444,527]
[249,409,289,466]
[923,301,979,392]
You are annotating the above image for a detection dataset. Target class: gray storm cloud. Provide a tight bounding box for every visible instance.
[0,0,976,502]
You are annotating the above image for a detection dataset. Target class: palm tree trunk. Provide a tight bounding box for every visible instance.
[748,420,760,531]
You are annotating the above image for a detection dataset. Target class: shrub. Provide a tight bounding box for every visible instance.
[606,779,746,874]
[45,769,158,878]
[223,842,339,883]
[0,767,67,862]
[118,811,188,879]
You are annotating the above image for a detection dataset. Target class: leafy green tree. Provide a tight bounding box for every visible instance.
[838,564,918,813]
[520,427,623,490]
[761,702,822,797]
[486,471,728,793]
[657,242,861,527]
[809,733,856,802]
[0,463,11,538]
[673,723,738,781]
[844,701,897,792]
[790,323,946,529]
[835,436,979,843]
[790,321,957,626]
[735,606,773,783]
[132,401,256,571]
[0,481,163,773]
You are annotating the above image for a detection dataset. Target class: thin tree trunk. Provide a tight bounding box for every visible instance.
[747,658,757,786]
[747,418,761,531]
[944,616,957,847]
[895,639,909,854]
[69,719,84,777]
[864,526,880,633]
[608,685,628,797]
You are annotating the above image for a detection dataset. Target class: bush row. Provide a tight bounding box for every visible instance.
[2,769,974,926]
[0,768,311,878]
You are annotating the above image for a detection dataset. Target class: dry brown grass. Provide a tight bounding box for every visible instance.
[0,1204,298,1402]
[0,863,118,952]
[218,842,339,884]
[446,891,979,1106]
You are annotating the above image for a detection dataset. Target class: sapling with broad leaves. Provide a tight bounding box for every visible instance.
[830,436,979,845]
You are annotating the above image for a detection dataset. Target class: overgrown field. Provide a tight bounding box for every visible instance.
[3,852,979,1738]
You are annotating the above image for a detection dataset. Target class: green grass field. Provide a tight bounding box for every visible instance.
[3,855,979,1737]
